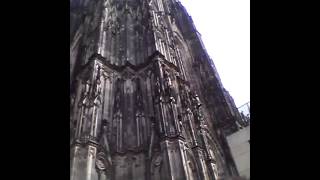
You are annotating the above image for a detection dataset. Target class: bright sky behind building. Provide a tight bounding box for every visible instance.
[180,0,250,107]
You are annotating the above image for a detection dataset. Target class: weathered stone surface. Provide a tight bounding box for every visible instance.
[70,0,242,179]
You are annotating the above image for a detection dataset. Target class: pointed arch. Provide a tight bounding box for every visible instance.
[173,31,189,79]
[205,132,225,179]
[185,148,201,180]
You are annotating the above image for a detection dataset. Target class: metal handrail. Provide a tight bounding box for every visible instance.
[237,102,250,127]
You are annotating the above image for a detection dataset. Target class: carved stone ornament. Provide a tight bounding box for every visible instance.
[153,155,162,167]
[96,158,106,171]
[89,147,96,158]
[96,153,107,171]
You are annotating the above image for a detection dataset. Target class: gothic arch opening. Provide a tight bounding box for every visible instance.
[185,149,201,180]
[205,133,223,179]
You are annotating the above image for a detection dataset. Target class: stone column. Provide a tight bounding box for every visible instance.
[152,54,190,180]
[70,59,110,180]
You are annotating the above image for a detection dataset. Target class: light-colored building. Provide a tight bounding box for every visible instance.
[227,102,250,179]
[227,126,250,179]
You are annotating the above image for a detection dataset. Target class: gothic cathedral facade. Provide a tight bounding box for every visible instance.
[70,0,241,180]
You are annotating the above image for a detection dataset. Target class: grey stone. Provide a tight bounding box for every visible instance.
[70,0,243,179]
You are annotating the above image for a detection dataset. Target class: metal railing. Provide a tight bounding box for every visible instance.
[237,102,250,127]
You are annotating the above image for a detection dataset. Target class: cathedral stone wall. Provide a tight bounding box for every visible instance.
[70,0,242,179]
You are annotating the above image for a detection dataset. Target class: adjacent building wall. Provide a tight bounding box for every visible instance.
[227,126,250,179]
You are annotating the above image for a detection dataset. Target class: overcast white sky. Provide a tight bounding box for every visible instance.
[180,0,250,107]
